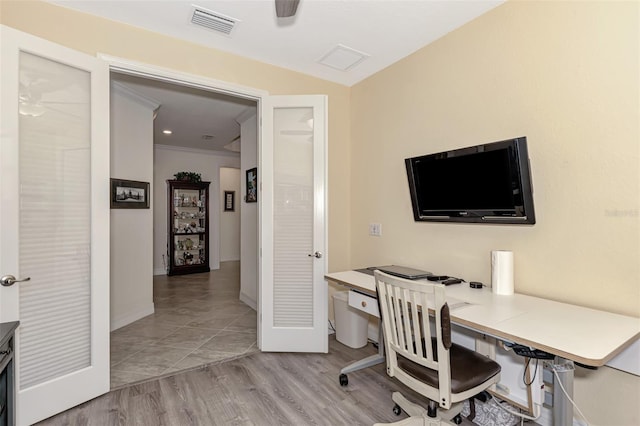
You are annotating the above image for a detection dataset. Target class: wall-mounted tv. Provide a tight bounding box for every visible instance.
[405,137,535,224]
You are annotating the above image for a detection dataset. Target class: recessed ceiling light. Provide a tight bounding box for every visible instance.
[162,129,172,135]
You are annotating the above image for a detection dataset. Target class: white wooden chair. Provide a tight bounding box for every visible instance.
[373,270,501,425]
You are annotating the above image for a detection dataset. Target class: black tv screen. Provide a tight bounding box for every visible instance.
[405,137,535,224]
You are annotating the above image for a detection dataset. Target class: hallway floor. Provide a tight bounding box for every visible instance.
[110,261,257,388]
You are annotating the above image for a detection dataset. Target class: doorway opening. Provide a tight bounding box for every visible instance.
[108,71,259,388]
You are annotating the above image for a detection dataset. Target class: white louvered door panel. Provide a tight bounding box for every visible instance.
[0,26,110,425]
[273,107,314,328]
[260,96,327,352]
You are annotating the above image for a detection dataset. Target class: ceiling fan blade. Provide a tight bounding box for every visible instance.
[275,0,300,18]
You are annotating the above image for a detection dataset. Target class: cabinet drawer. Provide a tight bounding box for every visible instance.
[348,290,379,317]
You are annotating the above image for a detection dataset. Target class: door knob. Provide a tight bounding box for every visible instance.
[307,251,322,259]
[0,275,31,287]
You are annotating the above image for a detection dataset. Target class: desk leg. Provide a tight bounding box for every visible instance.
[551,358,575,426]
[339,319,385,382]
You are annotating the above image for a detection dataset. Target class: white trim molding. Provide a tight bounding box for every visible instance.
[111,303,155,331]
[99,54,268,101]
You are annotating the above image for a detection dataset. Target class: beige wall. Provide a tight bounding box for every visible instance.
[350,1,639,425]
[110,83,156,330]
[351,0,638,316]
[238,111,259,309]
[220,167,241,262]
[0,0,352,273]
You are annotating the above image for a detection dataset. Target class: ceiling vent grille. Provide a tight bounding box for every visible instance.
[191,6,238,35]
[317,44,370,72]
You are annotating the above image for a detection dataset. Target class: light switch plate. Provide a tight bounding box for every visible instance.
[369,223,382,236]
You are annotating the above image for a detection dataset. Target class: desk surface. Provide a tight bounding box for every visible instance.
[326,270,640,367]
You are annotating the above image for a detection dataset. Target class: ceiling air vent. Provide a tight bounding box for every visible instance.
[318,44,370,72]
[191,6,238,36]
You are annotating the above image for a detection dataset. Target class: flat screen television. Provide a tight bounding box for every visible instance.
[405,137,535,224]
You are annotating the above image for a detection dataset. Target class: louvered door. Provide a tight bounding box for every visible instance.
[260,96,328,352]
[0,26,110,425]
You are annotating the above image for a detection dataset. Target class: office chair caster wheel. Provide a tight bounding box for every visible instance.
[392,404,402,416]
[452,414,462,424]
[339,374,348,386]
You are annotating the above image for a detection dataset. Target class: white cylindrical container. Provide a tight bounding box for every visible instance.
[491,250,514,295]
[333,291,369,348]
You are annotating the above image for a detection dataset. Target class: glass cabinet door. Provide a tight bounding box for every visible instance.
[167,181,210,275]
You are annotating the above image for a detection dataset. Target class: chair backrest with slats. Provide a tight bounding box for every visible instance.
[374,270,452,406]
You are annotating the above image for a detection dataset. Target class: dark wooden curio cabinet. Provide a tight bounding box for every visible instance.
[167,180,210,276]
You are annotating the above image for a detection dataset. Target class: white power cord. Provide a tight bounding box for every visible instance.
[492,368,591,426]
[551,367,591,426]
[497,340,591,425]
[492,342,542,422]
[490,395,542,422]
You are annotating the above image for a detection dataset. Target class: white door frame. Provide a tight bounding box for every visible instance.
[100,53,267,334]
[102,56,329,354]
[102,55,267,103]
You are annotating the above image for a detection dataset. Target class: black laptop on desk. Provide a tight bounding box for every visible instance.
[355,265,432,280]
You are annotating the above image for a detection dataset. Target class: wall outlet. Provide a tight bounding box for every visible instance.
[369,223,382,236]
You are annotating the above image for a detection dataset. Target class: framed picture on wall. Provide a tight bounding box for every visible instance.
[224,191,235,211]
[245,167,257,203]
[110,178,150,209]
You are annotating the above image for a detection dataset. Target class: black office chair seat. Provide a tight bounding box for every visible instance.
[398,338,501,394]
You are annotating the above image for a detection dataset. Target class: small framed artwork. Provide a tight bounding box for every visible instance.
[224,191,235,212]
[110,178,150,209]
[246,167,257,203]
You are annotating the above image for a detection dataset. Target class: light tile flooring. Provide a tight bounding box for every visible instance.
[110,261,258,388]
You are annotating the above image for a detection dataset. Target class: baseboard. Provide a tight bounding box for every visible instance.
[239,291,257,310]
[111,303,155,331]
[153,268,166,276]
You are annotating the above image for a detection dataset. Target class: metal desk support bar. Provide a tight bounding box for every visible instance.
[550,358,575,426]
[340,319,385,376]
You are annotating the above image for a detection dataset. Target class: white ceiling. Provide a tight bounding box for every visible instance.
[54,0,504,152]
[112,73,256,153]
[51,0,503,87]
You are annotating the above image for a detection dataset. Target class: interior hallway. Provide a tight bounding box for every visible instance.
[110,261,257,388]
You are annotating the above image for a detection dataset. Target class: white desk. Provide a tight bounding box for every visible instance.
[326,270,640,424]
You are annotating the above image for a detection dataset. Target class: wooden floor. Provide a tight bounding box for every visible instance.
[39,337,436,425]
[39,262,521,426]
